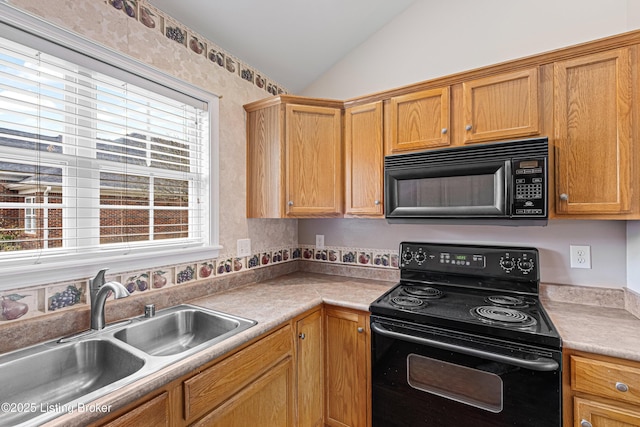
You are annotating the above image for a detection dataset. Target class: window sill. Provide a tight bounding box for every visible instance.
[0,245,222,290]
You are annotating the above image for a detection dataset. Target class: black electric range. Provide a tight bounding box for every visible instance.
[369,242,561,349]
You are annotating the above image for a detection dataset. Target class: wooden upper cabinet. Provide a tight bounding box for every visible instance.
[245,97,343,218]
[285,104,342,217]
[387,87,451,153]
[344,101,384,217]
[462,68,540,144]
[553,48,633,215]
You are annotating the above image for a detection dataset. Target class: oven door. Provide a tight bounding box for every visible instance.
[371,317,561,427]
[385,160,509,219]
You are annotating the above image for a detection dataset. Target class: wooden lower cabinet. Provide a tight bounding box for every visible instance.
[575,397,640,427]
[192,358,294,427]
[324,305,370,427]
[184,324,294,425]
[564,350,640,427]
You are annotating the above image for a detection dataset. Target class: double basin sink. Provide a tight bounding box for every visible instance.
[0,304,256,426]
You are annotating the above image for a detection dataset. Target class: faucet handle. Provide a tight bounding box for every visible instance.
[90,268,109,289]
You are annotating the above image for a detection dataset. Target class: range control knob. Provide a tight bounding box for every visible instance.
[415,251,426,264]
[518,258,534,273]
[402,251,413,263]
[500,257,515,272]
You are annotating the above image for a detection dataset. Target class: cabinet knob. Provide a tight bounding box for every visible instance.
[465,124,472,131]
[559,193,569,201]
[616,381,629,392]
[441,128,448,134]
[298,333,306,340]
[374,200,380,205]
[288,200,294,206]
[580,420,593,427]
[357,327,364,334]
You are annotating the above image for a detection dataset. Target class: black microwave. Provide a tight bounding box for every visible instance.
[384,138,548,225]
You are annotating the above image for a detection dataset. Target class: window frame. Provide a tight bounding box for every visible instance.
[0,3,220,289]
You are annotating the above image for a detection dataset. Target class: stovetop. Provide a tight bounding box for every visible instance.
[369,242,562,349]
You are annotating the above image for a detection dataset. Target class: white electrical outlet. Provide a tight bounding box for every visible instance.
[237,238,251,257]
[570,245,591,269]
[316,234,325,249]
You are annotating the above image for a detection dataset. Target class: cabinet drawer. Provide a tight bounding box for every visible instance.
[572,356,640,405]
[101,392,169,427]
[183,325,293,422]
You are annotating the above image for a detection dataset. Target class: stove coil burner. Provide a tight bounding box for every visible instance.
[485,295,529,308]
[390,296,425,310]
[402,285,444,299]
[470,306,537,328]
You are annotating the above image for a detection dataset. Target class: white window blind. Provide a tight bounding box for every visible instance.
[0,34,211,265]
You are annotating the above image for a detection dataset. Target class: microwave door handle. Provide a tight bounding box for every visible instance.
[371,322,559,372]
[505,159,513,216]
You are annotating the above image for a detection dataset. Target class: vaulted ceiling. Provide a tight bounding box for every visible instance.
[149,0,416,93]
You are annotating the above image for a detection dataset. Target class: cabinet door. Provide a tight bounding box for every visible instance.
[462,68,539,144]
[325,306,370,427]
[388,87,450,153]
[575,397,640,427]
[554,48,633,215]
[192,358,294,427]
[344,101,383,216]
[297,309,324,427]
[285,104,342,217]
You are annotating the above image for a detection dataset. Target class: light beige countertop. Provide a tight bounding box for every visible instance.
[543,299,640,361]
[43,271,640,426]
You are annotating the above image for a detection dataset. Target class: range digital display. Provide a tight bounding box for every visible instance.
[439,252,485,268]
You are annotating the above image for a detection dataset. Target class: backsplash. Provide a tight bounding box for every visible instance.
[105,0,288,95]
[0,245,398,324]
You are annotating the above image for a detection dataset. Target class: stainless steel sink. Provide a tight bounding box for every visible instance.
[0,340,145,426]
[0,304,255,426]
[114,305,256,356]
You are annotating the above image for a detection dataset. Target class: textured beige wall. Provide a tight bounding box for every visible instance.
[6,0,297,255]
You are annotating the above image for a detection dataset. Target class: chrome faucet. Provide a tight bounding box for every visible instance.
[89,268,130,330]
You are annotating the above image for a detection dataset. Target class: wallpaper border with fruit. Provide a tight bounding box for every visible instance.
[106,0,288,96]
[0,246,398,323]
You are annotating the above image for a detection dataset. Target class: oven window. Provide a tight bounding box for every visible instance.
[397,174,496,208]
[406,353,503,413]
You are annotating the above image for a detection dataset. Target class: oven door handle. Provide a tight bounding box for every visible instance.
[371,322,559,372]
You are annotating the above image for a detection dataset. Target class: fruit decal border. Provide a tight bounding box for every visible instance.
[0,245,398,323]
[106,0,288,96]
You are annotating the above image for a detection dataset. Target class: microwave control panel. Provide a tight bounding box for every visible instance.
[512,157,546,217]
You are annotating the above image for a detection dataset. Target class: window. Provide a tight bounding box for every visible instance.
[23,196,35,234]
[0,4,219,288]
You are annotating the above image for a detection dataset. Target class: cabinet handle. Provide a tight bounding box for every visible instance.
[374,200,380,205]
[288,200,294,206]
[299,333,306,340]
[616,381,629,392]
[580,420,592,427]
[441,128,448,134]
[357,327,364,333]
[465,124,472,131]
[559,193,569,201]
